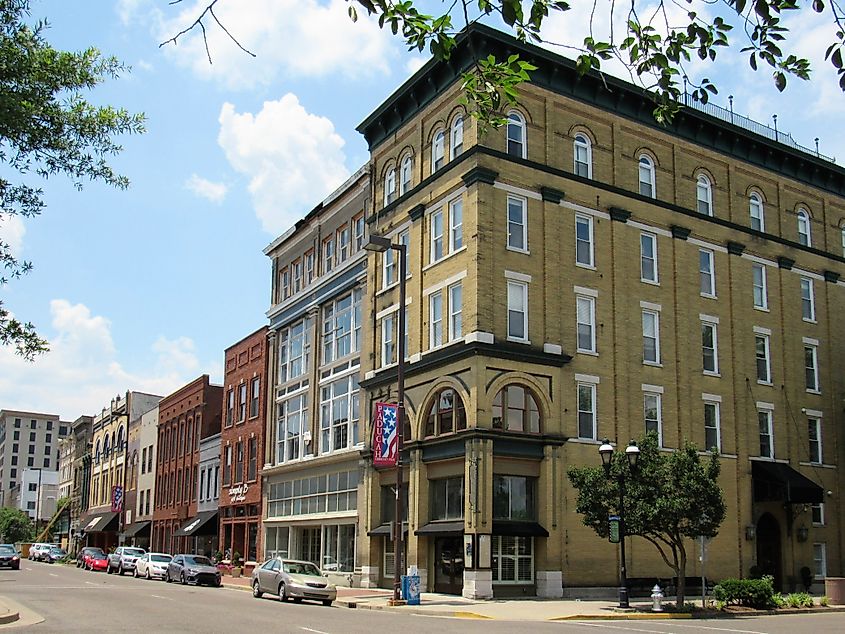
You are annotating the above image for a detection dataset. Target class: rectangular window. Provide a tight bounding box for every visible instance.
[813,543,827,578]
[801,277,815,321]
[248,437,258,481]
[507,196,527,251]
[449,282,463,341]
[250,377,260,418]
[576,295,596,353]
[577,383,596,440]
[701,321,718,374]
[429,291,443,348]
[640,233,657,283]
[575,215,594,267]
[280,267,290,301]
[755,334,771,383]
[449,198,463,251]
[223,445,232,486]
[292,259,303,293]
[805,344,819,392]
[758,409,774,459]
[199,470,205,502]
[493,475,536,520]
[226,389,234,427]
[381,313,396,367]
[430,210,444,262]
[319,375,360,454]
[430,477,464,521]
[235,441,244,483]
[278,319,309,383]
[337,226,350,263]
[644,392,662,445]
[353,214,365,252]
[141,447,147,475]
[699,249,715,297]
[267,471,358,519]
[383,244,397,287]
[812,503,825,525]
[322,289,362,363]
[808,418,822,464]
[322,236,335,274]
[492,536,534,584]
[507,281,528,342]
[642,310,660,364]
[276,394,306,463]
[238,383,247,422]
[305,250,315,284]
[704,401,721,452]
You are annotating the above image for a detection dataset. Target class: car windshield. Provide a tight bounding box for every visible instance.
[124,548,144,556]
[50,549,65,555]
[284,562,320,576]
[89,549,105,557]
[0,546,15,554]
[151,555,172,563]
[184,556,211,566]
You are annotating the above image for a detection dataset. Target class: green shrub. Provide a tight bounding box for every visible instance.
[771,593,786,608]
[785,592,814,608]
[713,576,777,609]
[820,595,830,607]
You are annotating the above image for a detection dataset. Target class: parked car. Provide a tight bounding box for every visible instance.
[29,543,57,561]
[107,546,146,575]
[0,544,21,570]
[45,547,67,564]
[134,553,172,580]
[83,548,109,572]
[165,554,221,587]
[251,558,336,606]
[76,547,102,568]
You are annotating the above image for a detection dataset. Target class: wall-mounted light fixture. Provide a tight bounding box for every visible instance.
[745,525,756,541]
[797,526,809,542]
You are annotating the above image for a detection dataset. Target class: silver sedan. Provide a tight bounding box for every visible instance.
[251,559,336,606]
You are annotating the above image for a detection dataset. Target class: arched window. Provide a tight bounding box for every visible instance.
[491,385,541,433]
[103,435,111,458]
[841,226,845,257]
[424,388,467,437]
[400,155,412,195]
[431,129,445,173]
[95,439,101,463]
[116,426,124,451]
[384,168,397,206]
[797,209,811,246]
[573,133,592,178]
[450,116,464,158]
[696,174,713,216]
[638,155,655,198]
[506,111,526,158]
[749,192,765,231]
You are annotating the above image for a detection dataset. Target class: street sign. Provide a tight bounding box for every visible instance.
[608,515,620,543]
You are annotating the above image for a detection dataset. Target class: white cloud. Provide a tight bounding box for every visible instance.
[0,300,204,420]
[0,215,25,256]
[406,56,428,75]
[156,0,396,89]
[217,94,349,235]
[136,59,154,72]
[185,173,228,204]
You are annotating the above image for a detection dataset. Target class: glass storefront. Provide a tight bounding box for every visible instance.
[264,523,356,573]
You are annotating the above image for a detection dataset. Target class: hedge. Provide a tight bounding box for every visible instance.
[713,576,778,609]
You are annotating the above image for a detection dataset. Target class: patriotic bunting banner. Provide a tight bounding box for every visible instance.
[373,402,399,467]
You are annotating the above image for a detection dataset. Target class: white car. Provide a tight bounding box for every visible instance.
[134,552,172,580]
[29,543,58,561]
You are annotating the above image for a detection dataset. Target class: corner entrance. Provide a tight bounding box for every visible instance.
[756,513,782,591]
[434,536,464,595]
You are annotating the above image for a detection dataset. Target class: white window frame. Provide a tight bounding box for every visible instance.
[448,282,462,342]
[507,195,528,252]
[704,400,721,452]
[805,343,820,392]
[813,543,827,579]
[429,290,443,349]
[701,320,719,375]
[450,116,464,158]
[812,502,825,526]
[638,155,655,198]
[696,174,713,216]
[506,111,526,158]
[573,133,592,178]
[576,295,596,353]
[380,313,396,367]
[575,214,594,268]
[400,155,412,195]
[432,129,445,173]
[752,263,768,310]
[276,394,307,464]
[640,232,658,283]
[841,227,845,257]
[808,417,822,464]
[322,289,363,364]
[577,382,597,440]
[430,209,444,263]
[384,168,397,206]
[750,193,765,232]
[642,309,660,365]
[319,375,360,454]
[801,277,816,322]
[755,333,771,384]
[797,209,812,246]
[507,280,528,343]
[644,392,662,446]
[699,248,716,297]
[758,408,774,459]
[449,198,463,252]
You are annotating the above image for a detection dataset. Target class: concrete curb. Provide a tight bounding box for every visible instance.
[0,611,19,626]
[553,613,693,621]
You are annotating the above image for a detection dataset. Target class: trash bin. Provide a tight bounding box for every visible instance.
[402,574,421,605]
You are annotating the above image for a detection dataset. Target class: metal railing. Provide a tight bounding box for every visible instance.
[682,92,836,164]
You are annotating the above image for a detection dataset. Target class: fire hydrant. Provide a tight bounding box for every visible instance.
[651,584,664,612]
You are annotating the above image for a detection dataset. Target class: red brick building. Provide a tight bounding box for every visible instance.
[219,327,268,564]
[152,375,222,554]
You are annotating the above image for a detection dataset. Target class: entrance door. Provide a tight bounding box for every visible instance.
[756,513,782,591]
[434,536,464,595]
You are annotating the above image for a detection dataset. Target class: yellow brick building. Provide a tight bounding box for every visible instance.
[354,24,845,598]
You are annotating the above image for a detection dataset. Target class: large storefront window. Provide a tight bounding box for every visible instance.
[493,475,536,520]
[322,524,355,572]
[264,526,290,559]
[267,470,358,518]
[276,394,307,463]
[430,477,464,520]
[492,536,533,583]
[320,375,360,453]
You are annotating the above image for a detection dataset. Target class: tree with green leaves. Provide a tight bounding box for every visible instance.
[166,1,845,126]
[1,0,145,360]
[567,433,726,607]
[0,506,36,543]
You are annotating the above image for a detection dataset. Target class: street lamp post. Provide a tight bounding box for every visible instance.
[599,439,640,609]
[365,234,407,605]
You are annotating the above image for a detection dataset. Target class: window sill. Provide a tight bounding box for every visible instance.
[803,318,818,324]
[641,278,660,286]
[757,380,773,386]
[575,262,596,271]
[507,337,531,345]
[753,306,770,313]
[377,276,413,298]
[506,246,530,255]
[703,371,721,378]
[799,461,835,469]
[576,349,598,356]
[423,245,467,273]
[568,437,600,445]
[643,361,662,368]
[806,389,822,395]
[700,293,717,300]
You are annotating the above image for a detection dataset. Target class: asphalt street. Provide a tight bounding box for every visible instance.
[2,562,845,634]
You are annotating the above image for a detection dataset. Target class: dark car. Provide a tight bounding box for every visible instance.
[0,544,20,570]
[165,554,221,587]
[46,547,67,564]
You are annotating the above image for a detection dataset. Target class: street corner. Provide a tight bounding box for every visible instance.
[0,595,44,629]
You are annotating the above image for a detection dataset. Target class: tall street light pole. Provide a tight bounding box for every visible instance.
[365,234,407,605]
[599,439,640,609]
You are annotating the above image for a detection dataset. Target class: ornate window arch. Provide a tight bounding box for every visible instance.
[384,166,397,206]
[116,425,124,451]
[95,439,101,462]
[491,384,541,433]
[399,154,413,195]
[103,434,111,458]
[450,115,464,158]
[431,128,446,173]
[797,208,812,246]
[749,191,765,232]
[638,153,656,198]
[696,174,713,216]
[506,110,526,158]
[423,387,467,437]
[573,133,592,178]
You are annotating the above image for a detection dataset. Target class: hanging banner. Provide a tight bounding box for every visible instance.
[111,485,124,513]
[373,402,399,467]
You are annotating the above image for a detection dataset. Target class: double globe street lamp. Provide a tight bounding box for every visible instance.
[598,438,640,609]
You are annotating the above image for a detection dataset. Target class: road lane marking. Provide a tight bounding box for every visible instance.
[567,623,682,634]
[301,628,330,634]
[657,624,770,634]
[150,594,173,601]
[49,573,58,577]
[85,581,98,586]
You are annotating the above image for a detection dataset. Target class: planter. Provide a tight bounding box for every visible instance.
[824,578,845,605]
[232,567,242,578]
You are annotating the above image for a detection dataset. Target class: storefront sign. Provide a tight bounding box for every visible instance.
[228,483,249,503]
[373,402,398,467]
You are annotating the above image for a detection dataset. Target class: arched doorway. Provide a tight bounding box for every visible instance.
[756,513,782,590]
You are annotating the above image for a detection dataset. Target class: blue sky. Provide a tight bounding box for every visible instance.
[1,1,842,420]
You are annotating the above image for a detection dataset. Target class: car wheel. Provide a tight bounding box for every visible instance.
[322,600,333,607]
[180,573,186,585]
[133,567,138,578]
[278,582,288,602]
[165,571,172,583]
[253,580,263,598]
[119,566,125,576]
[215,577,222,588]
[146,569,151,581]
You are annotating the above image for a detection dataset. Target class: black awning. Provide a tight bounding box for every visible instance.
[415,521,464,536]
[174,510,218,537]
[752,461,824,504]
[367,523,408,537]
[120,521,151,538]
[492,520,549,537]
[80,511,119,534]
